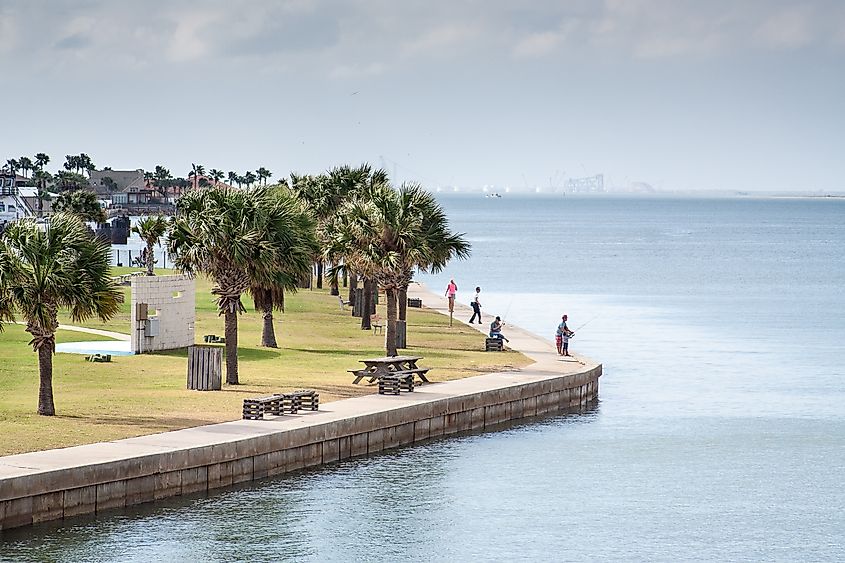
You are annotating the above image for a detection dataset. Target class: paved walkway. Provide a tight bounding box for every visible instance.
[14,321,130,341]
[407,282,589,370]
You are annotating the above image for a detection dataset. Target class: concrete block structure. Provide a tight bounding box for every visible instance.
[130,275,195,353]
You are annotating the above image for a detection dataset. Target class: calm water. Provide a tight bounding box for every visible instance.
[3,195,844,562]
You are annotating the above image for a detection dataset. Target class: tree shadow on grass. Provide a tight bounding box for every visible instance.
[57,414,218,429]
[148,347,281,362]
[284,348,384,357]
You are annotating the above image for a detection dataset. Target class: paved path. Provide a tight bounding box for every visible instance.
[407,282,589,371]
[14,321,130,342]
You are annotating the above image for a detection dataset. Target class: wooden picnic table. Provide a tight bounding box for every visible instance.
[349,355,430,384]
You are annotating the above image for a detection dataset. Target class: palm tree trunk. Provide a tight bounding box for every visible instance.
[261,304,278,348]
[37,345,56,416]
[146,242,155,276]
[348,273,358,308]
[316,261,324,289]
[224,310,239,384]
[399,286,408,321]
[386,288,398,356]
[360,277,373,330]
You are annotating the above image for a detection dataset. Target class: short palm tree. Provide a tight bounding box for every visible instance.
[132,215,169,275]
[0,214,122,415]
[168,185,317,383]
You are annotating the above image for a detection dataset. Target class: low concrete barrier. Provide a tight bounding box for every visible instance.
[0,364,600,530]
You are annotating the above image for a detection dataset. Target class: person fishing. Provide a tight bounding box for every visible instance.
[556,314,574,356]
[490,316,509,343]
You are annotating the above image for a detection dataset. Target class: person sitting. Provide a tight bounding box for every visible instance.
[489,316,509,343]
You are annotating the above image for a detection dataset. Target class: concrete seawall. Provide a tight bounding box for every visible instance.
[0,284,601,530]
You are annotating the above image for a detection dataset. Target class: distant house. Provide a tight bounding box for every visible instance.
[0,173,34,226]
[89,168,157,206]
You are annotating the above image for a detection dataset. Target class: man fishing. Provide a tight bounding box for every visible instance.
[556,314,574,356]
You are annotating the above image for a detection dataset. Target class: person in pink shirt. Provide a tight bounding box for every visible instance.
[445,279,458,312]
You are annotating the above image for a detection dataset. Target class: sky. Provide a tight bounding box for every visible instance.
[1,0,843,192]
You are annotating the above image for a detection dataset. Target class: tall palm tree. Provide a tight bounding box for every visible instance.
[132,216,169,275]
[249,194,316,348]
[153,166,172,199]
[168,185,317,383]
[5,159,19,176]
[243,171,257,188]
[78,154,95,177]
[189,163,206,191]
[227,171,238,187]
[0,214,122,415]
[326,182,469,355]
[18,157,33,179]
[31,170,52,218]
[34,153,50,171]
[209,169,224,184]
[53,190,107,223]
[256,167,272,186]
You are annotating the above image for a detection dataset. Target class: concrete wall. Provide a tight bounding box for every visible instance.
[130,275,195,353]
[0,365,600,530]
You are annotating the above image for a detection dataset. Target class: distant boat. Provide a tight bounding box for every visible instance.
[485,192,502,198]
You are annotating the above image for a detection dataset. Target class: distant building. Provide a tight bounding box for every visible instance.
[566,174,605,193]
[0,173,34,226]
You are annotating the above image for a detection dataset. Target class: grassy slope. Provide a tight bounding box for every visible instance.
[0,267,531,456]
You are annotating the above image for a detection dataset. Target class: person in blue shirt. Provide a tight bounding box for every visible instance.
[556,314,574,356]
[490,316,509,342]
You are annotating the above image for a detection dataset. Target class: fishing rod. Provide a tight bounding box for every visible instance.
[570,315,600,335]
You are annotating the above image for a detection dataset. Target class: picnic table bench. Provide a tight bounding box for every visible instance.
[242,390,320,419]
[378,372,414,395]
[350,356,430,384]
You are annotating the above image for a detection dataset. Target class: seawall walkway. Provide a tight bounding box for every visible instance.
[0,286,601,530]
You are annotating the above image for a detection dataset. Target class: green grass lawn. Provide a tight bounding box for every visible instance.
[0,267,530,456]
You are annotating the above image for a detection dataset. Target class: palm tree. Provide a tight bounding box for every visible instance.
[243,171,257,188]
[63,155,79,173]
[53,190,107,223]
[209,169,224,184]
[256,167,272,186]
[31,170,52,218]
[0,214,122,415]
[326,182,469,355]
[78,154,95,177]
[5,159,19,176]
[18,157,33,179]
[227,171,238,187]
[153,166,172,199]
[168,185,318,383]
[132,216,169,275]
[34,153,50,171]
[54,171,88,192]
[189,163,205,191]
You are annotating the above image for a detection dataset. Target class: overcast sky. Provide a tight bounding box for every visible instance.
[1,0,843,192]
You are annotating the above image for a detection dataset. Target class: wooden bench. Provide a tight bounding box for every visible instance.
[243,395,284,420]
[393,367,430,384]
[485,337,504,351]
[348,369,375,385]
[378,373,414,395]
[407,297,422,308]
[284,390,319,411]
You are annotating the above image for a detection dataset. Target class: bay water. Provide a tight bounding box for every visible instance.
[2,195,844,562]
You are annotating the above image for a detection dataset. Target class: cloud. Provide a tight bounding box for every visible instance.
[1,0,844,76]
[513,31,564,58]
